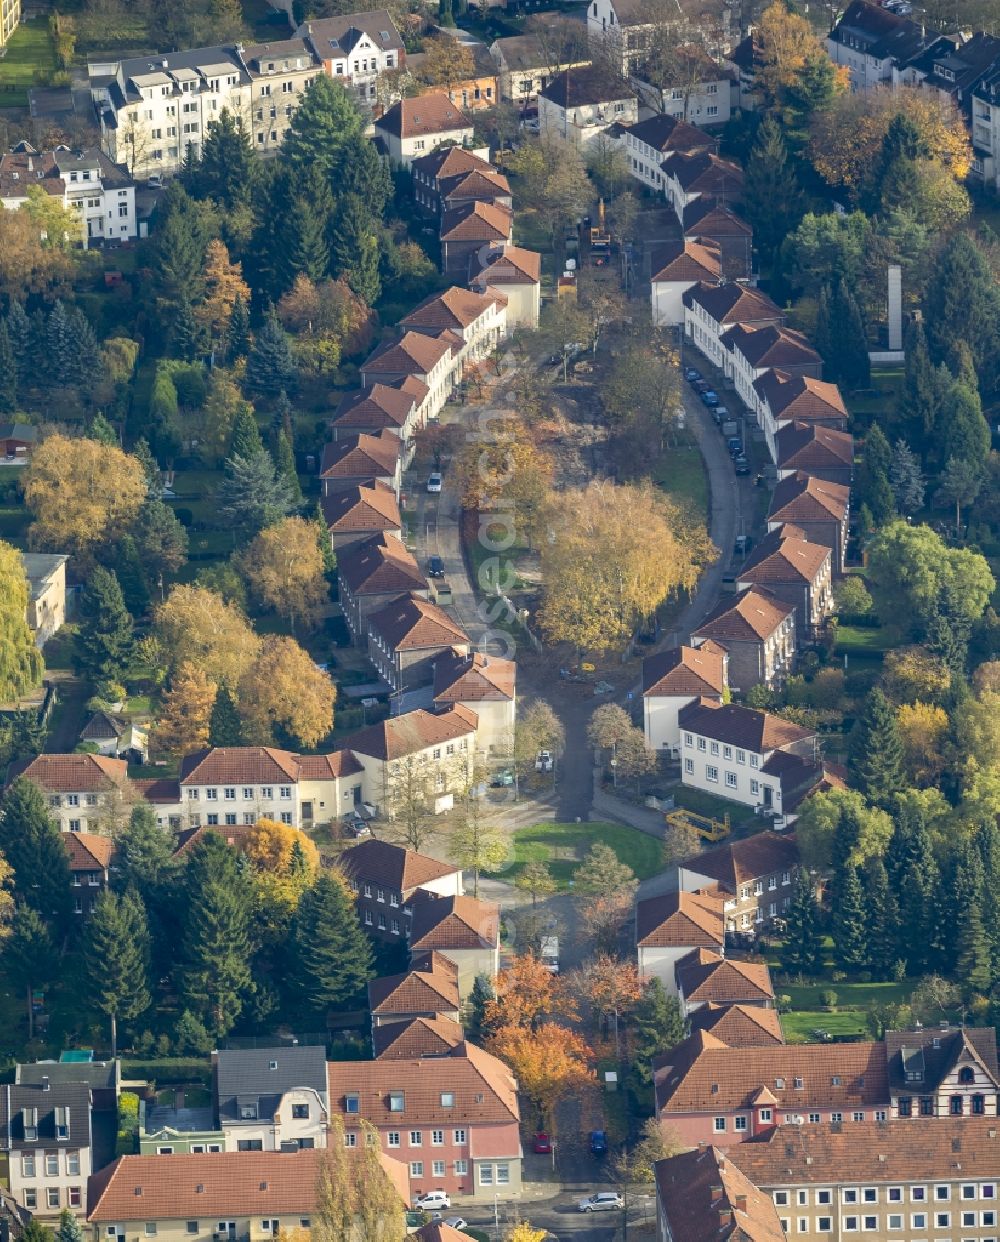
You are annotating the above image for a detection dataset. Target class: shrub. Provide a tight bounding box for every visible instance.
[819,989,838,1009]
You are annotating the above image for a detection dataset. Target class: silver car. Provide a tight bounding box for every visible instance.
[578,1192,623,1212]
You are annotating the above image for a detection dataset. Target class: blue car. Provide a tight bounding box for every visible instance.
[684,368,702,382]
[702,391,720,407]
[590,1130,608,1156]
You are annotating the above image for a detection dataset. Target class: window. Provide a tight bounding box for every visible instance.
[887,1215,902,1230]
[984,1185,997,1199]
[936,1187,952,1201]
[684,758,694,774]
[974,1095,986,1114]
[935,1213,951,1228]
[963,1212,977,1227]
[280,812,292,825]
[23,1192,36,1210]
[144,1224,157,1237]
[47,1190,60,1209]
[207,815,219,826]
[69,819,81,832]
[67,794,80,807]
[797,1191,807,1207]
[710,741,719,755]
[292,1104,309,1119]
[734,1116,748,1132]
[726,772,738,788]
[410,1162,423,1177]
[809,1113,820,1124]
[714,1117,726,1132]
[432,1161,445,1177]
[899,1096,912,1117]
[206,788,218,801]
[697,737,706,751]
[888,1189,903,1203]
[684,733,693,746]
[706,765,719,783]
[262,787,272,799]
[22,1154,35,1177]
[862,1217,877,1231]
[984,1209,997,1225]
[157,1148,173,1156]
[750,780,760,795]
[844,1190,859,1204]
[241,1103,258,1120]
[344,1133,357,1148]
[760,1108,772,1122]
[377,888,385,903]
[774,1193,789,1207]
[707,105,719,116]
[817,1220,832,1233]
[237,1140,262,1152]
[863,1189,877,1203]
[920,1097,934,1115]
[431,1130,443,1145]
[750,754,759,768]
[952,1095,965,1115]
[280,786,292,799]
[817,1191,832,1205]
[46,1154,59,1176]
[831,1112,843,1123]
[409,1131,422,1146]
[454,1129,466,1144]
[387,1132,400,1147]
[68,1188,81,1209]
[911,1213,927,1229]
[186,1225,198,1235]
[455,1159,468,1174]
[480,1166,494,1186]
[844,1218,858,1232]
[224,788,235,800]
[736,749,746,764]
[912,1187,926,1201]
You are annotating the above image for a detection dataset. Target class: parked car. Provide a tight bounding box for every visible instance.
[427,555,445,578]
[684,367,702,382]
[343,813,370,838]
[427,472,443,493]
[734,456,751,476]
[414,1191,451,1211]
[727,437,743,456]
[701,391,720,407]
[692,378,711,393]
[535,749,553,772]
[578,1192,623,1212]
[533,1132,552,1153]
[734,534,752,556]
[443,1220,468,1231]
[490,769,515,787]
[590,1130,608,1156]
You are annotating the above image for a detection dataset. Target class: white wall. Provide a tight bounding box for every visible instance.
[643,692,696,752]
[679,731,783,812]
[651,279,696,328]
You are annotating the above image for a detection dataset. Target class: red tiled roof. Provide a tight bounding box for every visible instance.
[636,888,725,949]
[775,420,854,470]
[344,706,477,762]
[433,649,516,704]
[401,286,501,332]
[693,586,794,643]
[339,839,460,892]
[683,282,781,326]
[471,243,541,286]
[642,643,727,698]
[377,91,473,139]
[723,323,820,369]
[368,962,461,1016]
[411,145,494,182]
[337,533,428,596]
[321,480,401,534]
[319,430,401,480]
[683,199,753,237]
[654,1145,785,1242]
[768,473,850,524]
[330,384,419,433]
[367,592,469,652]
[296,750,364,779]
[362,331,453,378]
[622,113,714,153]
[677,702,813,753]
[754,369,847,422]
[681,831,799,892]
[440,200,513,243]
[409,891,499,951]
[662,150,744,194]
[179,747,299,785]
[14,753,128,793]
[63,832,113,871]
[373,1015,465,1059]
[688,1002,785,1047]
[738,527,831,587]
[675,948,775,1005]
[439,167,511,204]
[651,237,722,284]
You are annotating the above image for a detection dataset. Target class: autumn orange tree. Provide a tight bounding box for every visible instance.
[489,1022,595,1130]
[239,515,329,632]
[575,954,643,1057]
[195,239,250,343]
[151,660,217,758]
[237,635,335,748]
[484,953,578,1033]
[754,1,848,126]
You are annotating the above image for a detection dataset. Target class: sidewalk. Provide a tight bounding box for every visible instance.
[592,775,668,840]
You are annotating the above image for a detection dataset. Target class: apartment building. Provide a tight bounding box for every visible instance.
[367,593,470,695]
[615,113,713,195]
[297,9,404,107]
[736,526,835,641]
[368,956,462,1027]
[650,237,723,328]
[432,650,516,758]
[469,244,541,329]
[439,201,513,277]
[683,282,782,371]
[825,0,936,91]
[675,949,774,1015]
[360,331,459,421]
[723,324,822,422]
[642,642,728,754]
[635,887,726,989]
[683,199,753,280]
[655,1141,785,1242]
[489,34,590,102]
[400,287,508,362]
[0,143,137,245]
[339,839,464,943]
[374,93,474,167]
[11,754,132,833]
[537,64,638,148]
[755,369,849,463]
[412,146,509,216]
[319,430,402,497]
[408,892,500,997]
[767,473,851,576]
[337,533,430,643]
[0,1082,93,1218]
[775,422,854,489]
[329,379,428,447]
[676,829,801,937]
[321,480,402,554]
[636,53,734,127]
[690,586,797,692]
[63,833,112,918]
[373,1014,465,1060]
[662,150,743,223]
[214,1046,328,1152]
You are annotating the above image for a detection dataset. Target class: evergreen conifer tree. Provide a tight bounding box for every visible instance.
[273,429,302,503]
[977,820,1000,982]
[925,582,972,676]
[226,293,250,364]
[329,195,381,305]
[172,299,206,362]
[832,864,868,971]
[113,534,152,617]
[953,842,992,994]
[6,904,55,1038]
[6,301,31,383]
[196,108,259,210]
[832,278,870,390]
[0,778,71,927]
[314,502,336,576]
[209,684,244,746]
[924,232,1000,389]
[856,422,895,526]
[114,804,175,901]
[246,310,297,395]
[742,117,805,270]
[284,167,333,284]
[75,566,134,686]
[864,857,898,980]
[0,321,17,413]
[219,451,295,537]
[230,405,265,461]
[46,300,73,378]
[337,136,392,218]
[848,688,905,806]
[939,370,991,471]
[87,412,118,446]
[291,871,374,1015]
[83,890,151,1056]
[889,439,924,515]
[632,977,684,1085]
[56,1208,85,1242]
[271,390,294,450]
[897,320,939,452]
[780,870,823,976]
[283,75,365,180]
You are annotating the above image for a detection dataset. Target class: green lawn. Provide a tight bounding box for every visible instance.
[0,19,58,109]
[653,441,708,521]
[485,820,665,888]
[669,784,757,831]
[781,1009,871,1043]
[845,368,904,426]
[779,979,911,1044]
[834,625,895,653]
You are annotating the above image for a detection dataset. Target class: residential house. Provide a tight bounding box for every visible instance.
[884,1025,1000,1120]
[408,891,500,996]
[409,41,498,112]
[321,481,402,554]
[774,422,854,488]
[416,1220,476,1242]
[367,591,472,700]
[63,833,112,917]
[214,1046,328,1152]
[140,1091,225,1155]
[339,838,464,943]
[439,200,513,276]
[676,701,824,818]
[432,649,516,757]
[15,1060,119,1111]
[825,0,936,92]
[0,0,18,49]
[368,954,462,1025]
[897,29,1000,100]
[736,526,834,641]
[690,586,797,692]
[652,1034,890,1146]
[675,948,775,1015]
[438,166,512,217]
[360,332,458,421]
[489,34,590,102]
[20,552,68,646]
[338,533,430,644]
[971,69,1000,190]
[411,146,504,215]
[635,49,734,126]
[537,64,638,147]
[86,1149,409,1240]
[469,244,541,329]
[374,92,475,167]
[0,143,137,245]
[326,1042,521,1199]
[642,642,727,755]
[0,422,37,462]
[319,431,402,498]
[683,283,782,372]
[719,1116,1000,1240]
[78,710,148,763]
[400,286,508,362]
[297,10,404,108]
[655,1143,785,1242]
[10,754,130,833]
[373,1013,465,1059]
[689,1003,785,1048]
[343,706,478,819]
[242,39,324,153]
[767,473,851,576]
[755,370,849,465]
[587,0,682,76]
[650,237,722,328]
[662,151,743,223]
[329,379,428,447]
[614,113,713,195]
[676,829,801,936]
[635,886,726,990]
[723,325,822,422]
[0,1082,93,1217]
[683,199,753,280]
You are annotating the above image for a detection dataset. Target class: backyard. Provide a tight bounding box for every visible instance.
[0,19,57,109]
[778,979,912,1043]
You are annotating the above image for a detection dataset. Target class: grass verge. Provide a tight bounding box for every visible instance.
[486,820,665,887]
[652,441,709,522]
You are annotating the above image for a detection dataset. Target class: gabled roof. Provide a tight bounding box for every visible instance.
[471,243,542,286]
[775,420,854,472]
[754,369,847,422]
[620,112,713,153]
[692,585,795,643]
[738,526,831,587]
[63,831,113,871]
[343,705,477,762]
[368,960,461,1016]
[440,199,513,243]
[409,891,499,951]
[12,753,128,793]
[683,198,753,237]
[662,150,743,195]
[675,948,775,1005]
[651,237,722,284]
[439,167,511,205]
[319,430,400,480]
[683,281,781,326]
[433,649,516,704]
[830,0,937,64]
[723,323,820,370]
[883,1026,999,1092]
[411,145,494,182]
[80,710,127,741]
[636,887,725,949]
[768,472,850,525]
[401,286,502,332]
[17,1058,120,1090]
[376,92,473,139]
[337,533,428,597]
[0,1082,92,1148]
[373,1014,465,1060]
[688,1002,785,1048]
[654,1145,786,1242]
[330,383,420,433]
[415,1223,473,1242]
[367,592,469,653]
[642,643,727,698]
[339,839,461,893]
[677,702,814,753]
[296,750,364,780]
[215,1046,328,1125]
[362,331,453,378]
[540,63,635,107]
[0,421,38,442]
[321,480,401,535]
[179,746,300,786]
[681,830,799,892]
[297,9,404,54]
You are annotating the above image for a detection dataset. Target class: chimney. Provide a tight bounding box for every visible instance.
[717,1207,733,1227]
[710,1184,724,1202]
[41,1077,49,1092]
[733,1195,747,1211]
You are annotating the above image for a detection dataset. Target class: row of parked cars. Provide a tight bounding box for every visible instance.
[684,367,750,477]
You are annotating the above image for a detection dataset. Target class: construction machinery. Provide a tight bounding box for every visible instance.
[590,197,611,266]
[665,807,731,843]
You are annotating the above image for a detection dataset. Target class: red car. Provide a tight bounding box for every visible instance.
[533,1132,552,1154]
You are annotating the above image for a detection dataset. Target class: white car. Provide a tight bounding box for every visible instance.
[427,472,443,493]
[443,1220,468,1231]
[535,750,553,772]
[578,1192,623,1212]
[414,1191,451,1212]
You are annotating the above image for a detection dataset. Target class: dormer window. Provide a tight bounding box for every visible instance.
[22,1108,38,1141]
[241,1103,258,1120]
[345,1095,360,1114]
[389,1092,404,1112]
[55,1106,70,1139]
[268,1060,278,1070]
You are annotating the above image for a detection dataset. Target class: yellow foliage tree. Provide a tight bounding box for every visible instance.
[151,661,217,759]
[244,818,319,918]
[897,701,949,786]
[489,1022,595,1130]
[538,480,714,652]
[154,584,261,685]
[417,35,475,90]
[881,646,950,705]
[24,434,147,560]
[455,416,554,549]
[0,206,73,302]
[195,239,250,341]
[237,636,334,748]
[754,2,847,112]
[505,1225,546,1242]
[239,516,329,631]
